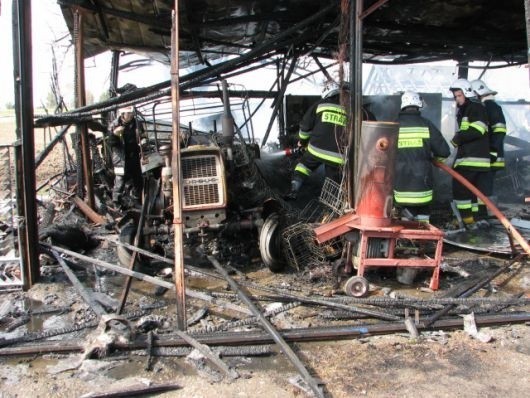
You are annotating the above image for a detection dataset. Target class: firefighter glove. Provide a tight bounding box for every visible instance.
[106,134,121,146]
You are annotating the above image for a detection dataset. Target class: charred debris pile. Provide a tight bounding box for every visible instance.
[1,159,530,395]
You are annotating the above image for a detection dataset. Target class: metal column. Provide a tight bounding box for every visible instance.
[73,8,95,209]
[12,0,39,288]
[524,0,530,85]
[348,0,363,208]
[171,0,187,330]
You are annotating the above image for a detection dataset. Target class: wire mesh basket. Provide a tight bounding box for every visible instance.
[281,178,346,270]
[318,177,347,215]
[281,222,325,270]
[296,178,347,223]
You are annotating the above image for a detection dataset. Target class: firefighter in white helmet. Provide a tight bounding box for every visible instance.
[284,81,376,201]
[470,79,506,216]
[449,78,490,227]
[283,81,350,200]
[107,105,144,206]
[393,91,450,223]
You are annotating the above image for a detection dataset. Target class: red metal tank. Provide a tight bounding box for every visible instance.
[354,121,398,227]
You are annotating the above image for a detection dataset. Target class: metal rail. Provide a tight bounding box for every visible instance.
[208,255,324,398]
[1,312,528,356]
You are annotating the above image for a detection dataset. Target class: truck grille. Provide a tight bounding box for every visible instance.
[182,156,217,179]
[183,183,220,205]
[181,154,224,207]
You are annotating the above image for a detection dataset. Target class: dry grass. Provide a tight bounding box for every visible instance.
[0,109,74,185]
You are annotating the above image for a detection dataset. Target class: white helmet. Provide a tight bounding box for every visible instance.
[470,79,497,97]
[322,81,350,99]
[449,79,475,98]
[400,91,423,110]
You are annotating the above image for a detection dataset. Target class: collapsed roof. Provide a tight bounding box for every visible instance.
[59,0,528,67]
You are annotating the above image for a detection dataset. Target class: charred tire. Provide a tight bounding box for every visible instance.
[343,275,369,297]
[259,213,286,272]
[116,222,146,268]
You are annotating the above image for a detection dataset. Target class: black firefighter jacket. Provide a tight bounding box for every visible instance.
[451,99,490,171]
[483,98,507,170]
[394,108,450,205]
[298,94,347,166]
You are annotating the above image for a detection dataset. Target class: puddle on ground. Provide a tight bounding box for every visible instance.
[23,298,45,333]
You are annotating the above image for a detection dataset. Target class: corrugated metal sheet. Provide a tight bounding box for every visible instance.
[58,0,527,66]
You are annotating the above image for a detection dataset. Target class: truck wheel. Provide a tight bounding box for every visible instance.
[117,223,136,267]
[117,222,148,268]
[259,213,286,272]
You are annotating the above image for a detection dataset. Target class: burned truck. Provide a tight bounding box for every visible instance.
[112,84,289,272]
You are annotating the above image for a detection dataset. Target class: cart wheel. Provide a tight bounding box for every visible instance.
[343,276,369,297]
[259,213,286,272]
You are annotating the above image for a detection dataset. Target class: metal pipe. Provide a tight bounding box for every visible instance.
[1,312,528,356]
[109,50,120,99]
[347,0,364,208]
[50,249,106,317]
[43,244,252,316]
[457,61,469,79]
[359,0,389,19]
[151,101,159,149]
[13,0,39,288]
[171,2,187,330]
[526,0,530,82]
[74,9,95,209]
[423,255,525,327]
[260,56,298,147]
[207,255,324,398]
[100,237,400,321]
[221,80,235,160]
[117,188,149,314]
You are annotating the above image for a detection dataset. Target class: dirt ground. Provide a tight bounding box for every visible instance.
[0,253,529,398]
[0,324,529,398]
[1,112,529,397]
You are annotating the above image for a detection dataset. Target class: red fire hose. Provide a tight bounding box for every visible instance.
[434,161,530,256]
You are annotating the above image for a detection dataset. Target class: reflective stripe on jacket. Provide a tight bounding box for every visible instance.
[450,99,490,171]
[298,95,347,164]
[393,108,450,206]
[483,98,507,170]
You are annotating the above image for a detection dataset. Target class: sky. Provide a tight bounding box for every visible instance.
[0,0,171,110]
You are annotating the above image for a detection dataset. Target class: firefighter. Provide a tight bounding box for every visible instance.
[449,79,490,227]
[393,91,450,223]
[107,106,144,206]
[470,79,507,216]
[284,82,349,200]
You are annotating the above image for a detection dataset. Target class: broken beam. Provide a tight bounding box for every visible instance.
[42,244,251,316]
[73,196,106,225]
[209,255,324,398]
[1,312,528,357]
